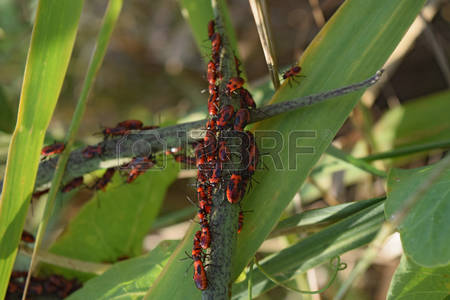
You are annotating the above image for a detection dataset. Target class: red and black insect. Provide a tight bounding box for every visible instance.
[206,119,217,132]
[200,219,211,249]
[94,168,116,191]
[47,274,80,298]
[217,105,235,130]
[238,210,245,233]
[191,230,203,258]
[207,60,217,86]
[193,258,208,290]
[7,281,20,294]
[239,89,256,109]
[117,119,143,130]
[195,142,207,168]
[188,230,208,290]
[226,77,245,94]
[29,281,44,295]
[209,162,222,185]
[208,100,218,117]
[62,176,84,193]
[102,127,130,139]
[226,174,244,203]
[245,131,259,175]
[199,198,212,214]
[208,88,219,117]
[282,66,303,86]
[233,108,250,131]
[82,145,103,159]
[197,169,210,186]
[126,157,155,183]
[218,140,230,162]
[203,130,217,155]
[21,231,35,243]
[41,142,65,159]
[207,20,215,40]
[197,187,212,214]
[211,32,221,60]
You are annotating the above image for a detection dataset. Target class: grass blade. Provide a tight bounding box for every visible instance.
[21,1,122,297]
[233,0,426,280]
[325,145,387,177]
[270,197,385,238]
[23,1,123,294]
[66,241,179,300]
[0,1,84,297]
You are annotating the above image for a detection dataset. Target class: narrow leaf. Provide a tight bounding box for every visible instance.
[385,160,450,267]
[67,240,179,300]
[0,1,83,297]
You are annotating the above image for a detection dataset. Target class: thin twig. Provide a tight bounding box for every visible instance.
[325,145,387,178]
[202,1,239,299]
[360,139,450,161]
[249,0,280,89]
[20,245,111,275]
[308,0,325,28]
[254,256,346,294]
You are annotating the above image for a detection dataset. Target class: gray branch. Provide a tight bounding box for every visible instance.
[0,70,382,193]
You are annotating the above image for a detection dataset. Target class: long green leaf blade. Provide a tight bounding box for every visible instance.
[26,0,123,288]
[0,1,84,297]
[66,240,179,300]
[233,0,426,279]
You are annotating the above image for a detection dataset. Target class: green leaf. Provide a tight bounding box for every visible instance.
[144,224,202,299]
[372,90,450,165]
[325,145,386,177]
[43,162,178,278]
[66,240,179,300]
[232,201,386,298]
[31,0,123,284]
[271,197,385,237]
[0,85,15,133]
[385,161,450,267]
[0,1,84,297]
[387,255,450,300]
[233,0,426,279]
